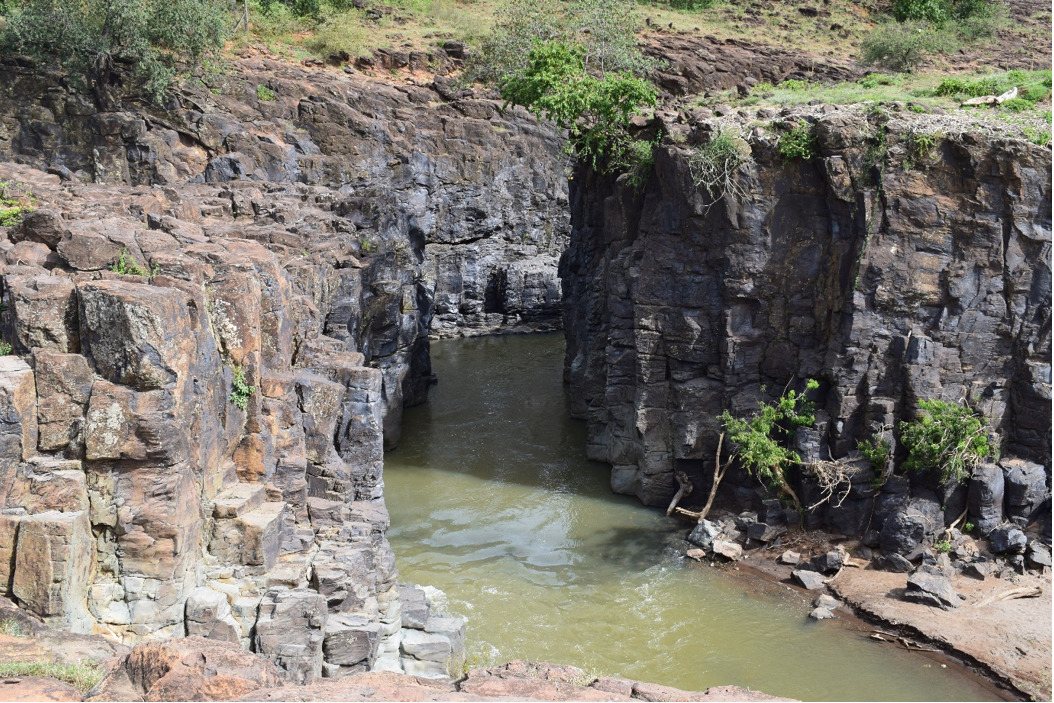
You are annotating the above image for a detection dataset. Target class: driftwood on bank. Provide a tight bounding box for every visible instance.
[974,586,1042,608]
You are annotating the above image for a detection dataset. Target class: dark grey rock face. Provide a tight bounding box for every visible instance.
[560,111,1052,538]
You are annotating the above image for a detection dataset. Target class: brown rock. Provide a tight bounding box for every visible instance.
[11,208,67,249]
[33,350,92,453]
[5,274,78,353]
[0,357,37,462]
[11,510,93,631]
[88,636,281,702]
[78,280,194,391]
[0,677,83,702]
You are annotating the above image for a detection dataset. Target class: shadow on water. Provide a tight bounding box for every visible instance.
[384,333,1003,702]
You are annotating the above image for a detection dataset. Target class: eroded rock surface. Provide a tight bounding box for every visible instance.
[0,161,463,678]
[561,107,1052,543]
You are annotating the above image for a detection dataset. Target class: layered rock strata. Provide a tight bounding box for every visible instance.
[0,162,461,679]
[561,108,1052,544]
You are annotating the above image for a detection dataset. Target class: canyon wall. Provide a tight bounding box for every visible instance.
[561,108,1052,541]
[0,55,568,680]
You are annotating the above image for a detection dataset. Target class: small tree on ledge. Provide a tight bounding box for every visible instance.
[719,379,820,510]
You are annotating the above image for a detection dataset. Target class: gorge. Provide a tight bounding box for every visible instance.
[0,24,1049,702]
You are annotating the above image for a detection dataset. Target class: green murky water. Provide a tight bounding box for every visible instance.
[385,334,998,702]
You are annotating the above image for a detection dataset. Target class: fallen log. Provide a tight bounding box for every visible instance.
[973,586,1042,608]
[665,471,694,516]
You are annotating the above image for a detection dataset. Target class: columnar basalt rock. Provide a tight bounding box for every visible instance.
[0,161,464,678]
[561,109,1052,542]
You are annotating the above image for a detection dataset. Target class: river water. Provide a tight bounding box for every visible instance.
[385,334,997,702]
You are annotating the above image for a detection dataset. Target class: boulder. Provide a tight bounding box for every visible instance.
[1001,459,1049,523]
[397,584,429,630]
[747,522,786,543]
[1026,542,1051,568]
[878,492,942,556]
[0,677,82,702]
[778,550,801,566]
[322,613,382,671]
[12,208,67,249]
[87,636,280,702]
[687,519,721,549]
[961,562,989,580]
[792,570,827,590]
[967,463,1005,535]
[878,553,914,573]
[903,571,960,610]
[5,275,78,353]
[809,607,835,620]
[988,526,1027,554]
[711,540,742,561]
[813,594,840,610]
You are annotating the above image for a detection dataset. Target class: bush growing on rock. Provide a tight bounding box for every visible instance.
[687,132,752,206]
[898,399,994,484]
[1,0,231,101]
[719,379,819,510]
[499,40,657,170]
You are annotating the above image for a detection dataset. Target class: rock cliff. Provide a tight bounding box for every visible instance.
[561,107,1051,542]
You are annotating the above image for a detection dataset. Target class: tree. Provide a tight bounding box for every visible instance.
[499,40,657,170]
[719,380,819,510]
[466,0,657,85]
[2,0,231,103]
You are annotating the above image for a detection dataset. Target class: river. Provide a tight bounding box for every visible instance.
[384,333,998,701]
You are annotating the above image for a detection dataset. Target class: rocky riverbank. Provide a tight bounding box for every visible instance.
[0,597,789,702]
[679,508,1050,700]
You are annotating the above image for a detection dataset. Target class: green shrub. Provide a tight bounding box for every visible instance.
[898,399,994,484]
[860,21,953,72]
[465,0,655,86]
[0,341,12,356]
[858,438,890,471]
[1023,126,1052,146]
[110,249,154,277]
[229,366,256,410]
[778,121,817,161]
[2,0,230,102]
[0,180,33,227]
[687,132,752,204]
[934,539,952,553]
[891,0,996,24]
[256,84,277,101]
[999,97,1033,112]
[499,40,657,170]
[779,79,810,91]
[720,380,819,509]
[302,10,370,58]
[620,137,658,193]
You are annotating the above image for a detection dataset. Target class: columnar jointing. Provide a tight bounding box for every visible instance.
[561,114,1051,546]
[0,54,569,683]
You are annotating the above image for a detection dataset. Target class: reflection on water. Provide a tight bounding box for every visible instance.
[384,334,997,702]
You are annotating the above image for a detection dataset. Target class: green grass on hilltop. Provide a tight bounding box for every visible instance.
[696,69,1052,123]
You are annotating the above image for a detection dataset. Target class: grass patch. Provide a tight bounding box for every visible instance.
[0,661,105,693]
[0,617,29,637]
[0,181,35,228]
[109,249,156,277]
